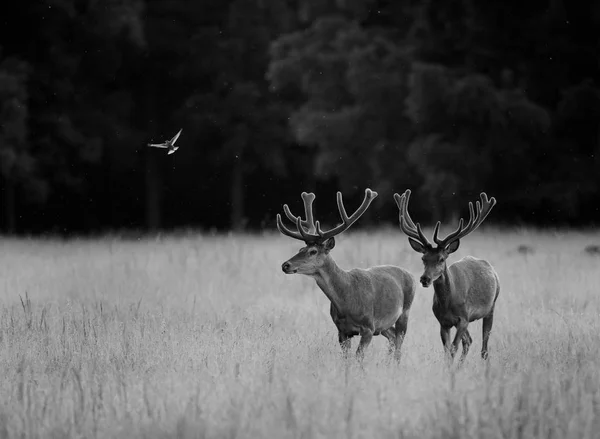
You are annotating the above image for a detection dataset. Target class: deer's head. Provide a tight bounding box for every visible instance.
[281,238,336,275]
[394,190,496,288]
[277,189,378,276]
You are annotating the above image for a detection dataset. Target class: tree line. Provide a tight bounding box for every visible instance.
[0,0,598,234]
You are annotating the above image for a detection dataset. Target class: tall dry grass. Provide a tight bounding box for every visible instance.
[0,228,599,438]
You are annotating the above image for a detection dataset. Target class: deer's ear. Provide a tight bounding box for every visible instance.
[446,240,460,254]
[408,238,427,254]
[323,237,335,252]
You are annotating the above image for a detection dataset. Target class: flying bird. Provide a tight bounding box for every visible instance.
[147,128,183,155]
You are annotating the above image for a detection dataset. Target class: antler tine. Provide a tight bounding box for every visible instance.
[336,191,351,223]
[435,218,464,246]
[315,219,325,237]
[394,190,433,247]
[301,192,317,233]
[432,221,442,243]
[316,188,378,240]
[393,193,415,240]
[476,192,497,224]
[403,191,416,228]
[467,201,476,229]
[277,193,321,243]
[283,204,299,223]
[434,200,474,246]
[397,214,417,240]
[395,190,416,230]
[396,197,416,241]
[401,191,432,246]
[393,193,406,221]
[282,192,316,233]
[276,214,305,241]
[438,192,497,248]
[296,216,319,242]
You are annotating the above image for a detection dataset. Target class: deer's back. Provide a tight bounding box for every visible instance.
[349,265,415,306]
[449,256,499,321]
[342,265,415,329]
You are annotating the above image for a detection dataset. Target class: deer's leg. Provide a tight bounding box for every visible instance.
[356,327,374,361]
[331,304,352,357]
[481,309,495,360]
[451,318,469,359]
[338,332,351,357]
[440,326,451,355]
[381,328,396,355]
[393,311,410,363]
[458,329,472,364]
[440,325,453,365]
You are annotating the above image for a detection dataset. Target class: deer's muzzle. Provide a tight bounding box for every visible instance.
[420,275,432,287]
[282,262,297,274]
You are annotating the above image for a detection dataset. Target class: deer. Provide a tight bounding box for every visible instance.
[393,189,500,364]
[276,188,416,361]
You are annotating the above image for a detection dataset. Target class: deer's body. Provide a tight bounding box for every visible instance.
[432,257,499,327]
[395,190,500,364]
[318,262,415,348]
[277,189,415,360]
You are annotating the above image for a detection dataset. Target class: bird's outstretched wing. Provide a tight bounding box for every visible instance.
[170,128,183,145]
[147,142,169,148]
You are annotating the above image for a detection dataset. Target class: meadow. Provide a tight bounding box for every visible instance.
[0,228,599,438]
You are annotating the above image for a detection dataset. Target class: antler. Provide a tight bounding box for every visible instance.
[393,189,433,248]
[283,192,316,233]
[432,192,496,249]
[276,189,378,243]
[276,192,318,242]
[314,188,378,240]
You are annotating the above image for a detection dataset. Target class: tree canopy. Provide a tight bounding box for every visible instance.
[0,0,598,233]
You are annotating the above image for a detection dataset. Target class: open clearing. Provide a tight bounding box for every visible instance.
[0,228,599,438]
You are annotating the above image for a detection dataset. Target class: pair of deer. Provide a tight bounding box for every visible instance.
[277,188,500,365]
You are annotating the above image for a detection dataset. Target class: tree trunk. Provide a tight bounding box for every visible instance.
[230,156,245,231]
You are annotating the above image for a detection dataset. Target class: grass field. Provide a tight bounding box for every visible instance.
[0,228,599,438]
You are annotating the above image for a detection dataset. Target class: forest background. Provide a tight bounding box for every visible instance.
[0,0,598,234]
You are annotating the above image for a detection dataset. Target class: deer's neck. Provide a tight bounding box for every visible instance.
[311,255,351,308]
[433,264,454,307]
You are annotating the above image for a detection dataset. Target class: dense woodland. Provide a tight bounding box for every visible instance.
[0,0,598,234]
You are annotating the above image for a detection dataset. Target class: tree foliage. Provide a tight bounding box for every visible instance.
[268,16,413,197]
[0,0,598,232]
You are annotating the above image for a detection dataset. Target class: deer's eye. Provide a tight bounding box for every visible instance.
[309,249,318,256]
